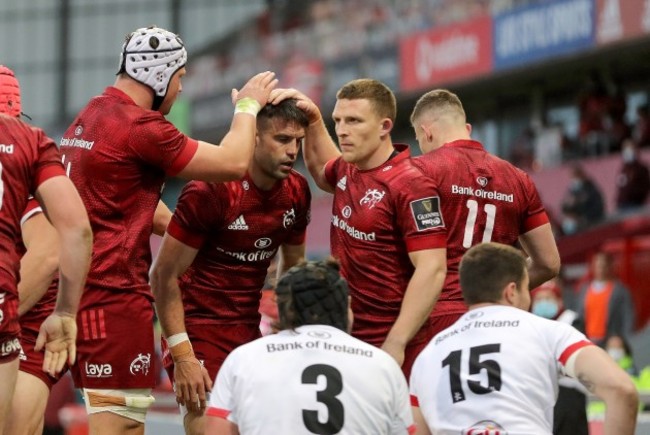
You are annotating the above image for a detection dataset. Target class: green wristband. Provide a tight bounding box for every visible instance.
[234,97,262,116]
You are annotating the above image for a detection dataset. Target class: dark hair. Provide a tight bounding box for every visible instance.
[275,259,349,331]
[336,78,396,122]
[257,98,309,131]
[460,243,527,305]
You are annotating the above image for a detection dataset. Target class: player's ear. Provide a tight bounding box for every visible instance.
[503,282,518,307]
[465,123,472,136]
[379,118,393,138]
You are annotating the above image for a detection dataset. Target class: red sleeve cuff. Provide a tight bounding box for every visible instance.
[167,138,199,176]
[523,211,550,233]
[558,340,593,365]
[206,407,230,419]
[167,218,205,249]
[410,394,419,407]
[35,164,66,188]
[405,233,447,252]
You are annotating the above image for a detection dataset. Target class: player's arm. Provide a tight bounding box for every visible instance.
[18,212,59,315]
[269,88,340,193]
[518,223,560,290]
[411,407,432,435]
[570,346,638,435]
[275,243,305,281]
[153,200,172,236]
[382,248,446,366]
[34,175,92,375]
[205,416,240,435]
[149,232,212,412]
[177,72,278,182]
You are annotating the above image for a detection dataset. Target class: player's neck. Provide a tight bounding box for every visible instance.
[356,140,396,171]
[113,77,155,110]
[248,167,278,191]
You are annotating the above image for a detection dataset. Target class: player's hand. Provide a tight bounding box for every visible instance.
[171,340,213,413]
[269,88,323,125]
[233,71,278,108]
[35,312,78,376]
[174,357,212,413]
[381,339,406,367]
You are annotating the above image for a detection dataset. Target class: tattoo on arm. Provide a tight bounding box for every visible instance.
[578,374,595,393]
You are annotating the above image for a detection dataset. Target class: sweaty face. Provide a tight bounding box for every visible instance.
[253,119,305,184]
[332,99,387,168]
[159,67,186,115]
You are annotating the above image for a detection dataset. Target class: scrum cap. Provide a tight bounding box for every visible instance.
[276,260,349,331]
[0,66,21,118]
[117,26,187,110]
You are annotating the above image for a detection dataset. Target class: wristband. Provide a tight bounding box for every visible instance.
[167,332,190,348]
[234,97,262,117]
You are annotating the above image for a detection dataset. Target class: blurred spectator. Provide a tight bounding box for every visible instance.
[632,103,650,148]
[560,165,605,235]
[531,278,588,435]
[616,138,650,212]
[604,79,630,153]
[578,73,609,156]
[576,251,635,346]
[509,125,535,169]
[605,334,638,376]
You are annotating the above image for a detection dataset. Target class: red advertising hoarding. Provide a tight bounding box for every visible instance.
[596,0,650,45]
[400,15,493,92]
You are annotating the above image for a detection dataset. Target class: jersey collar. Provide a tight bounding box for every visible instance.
[442,139,484,150]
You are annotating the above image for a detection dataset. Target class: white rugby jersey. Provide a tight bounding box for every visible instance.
[208,324,415,434]
[410,305,592,435]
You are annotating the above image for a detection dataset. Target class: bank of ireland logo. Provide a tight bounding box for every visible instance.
[359,189,385,209]
[342,206,352,218]
[242,180,250,191]
[255,237,272,249]
[129,353,151,376]
[74,125,83,136]
[0,292,4,324]
[282,208,296,228]
[477,176,489,187]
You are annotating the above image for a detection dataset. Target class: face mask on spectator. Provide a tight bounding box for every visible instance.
[570,179,584,192]
[532,300,559,319]
[562,218,578,235]
[622,146,636,163]
[607,348,625,362]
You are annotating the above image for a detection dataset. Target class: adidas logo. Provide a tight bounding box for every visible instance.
[227,215,249,230]
[337,176,347,191]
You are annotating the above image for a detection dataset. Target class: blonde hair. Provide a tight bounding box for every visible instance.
[337,78,396,122]
[410,89,465,125]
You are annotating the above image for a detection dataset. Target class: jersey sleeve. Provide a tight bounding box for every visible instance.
[393,165,447,252]
[33,128,66,190]
[520,172,550,233]
[129,113,198,176]
[20,197,43,226]
[390,363,417,435]
[207,353,237,423]
[323,157,340,189]
[546,320,593,376]
[167,181,225,249]
[285,179,311,246]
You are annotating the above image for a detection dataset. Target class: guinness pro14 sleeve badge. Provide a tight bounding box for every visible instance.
[410,197,444,231]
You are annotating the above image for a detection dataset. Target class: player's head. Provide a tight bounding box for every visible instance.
[460,242,530,310]
[410,89,470,154]
[275,259,351,332]
[117,26,187,114]
[0,65,21,118]
[252,99,309,186]
[332,79,396,168]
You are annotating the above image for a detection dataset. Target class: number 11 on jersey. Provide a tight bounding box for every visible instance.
[463,199,496,248]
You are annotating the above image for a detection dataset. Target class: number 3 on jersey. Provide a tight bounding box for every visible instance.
[302,364,344,434]
[463,199,496,248]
